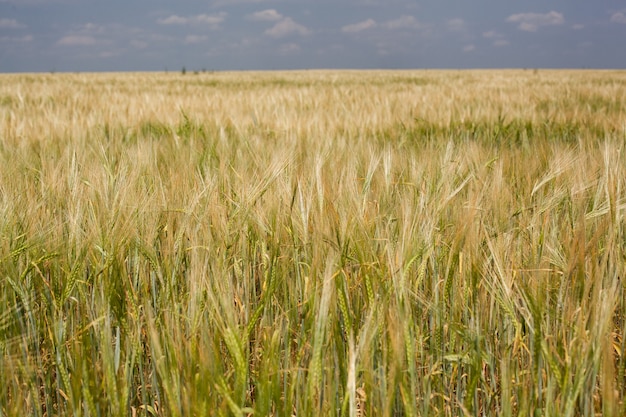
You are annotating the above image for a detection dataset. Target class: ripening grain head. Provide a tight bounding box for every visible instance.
[0,69,625,416]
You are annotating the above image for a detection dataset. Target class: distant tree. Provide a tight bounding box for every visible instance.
[182,66,187,75]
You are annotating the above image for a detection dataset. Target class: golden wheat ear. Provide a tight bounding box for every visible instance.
[0,69,624,416]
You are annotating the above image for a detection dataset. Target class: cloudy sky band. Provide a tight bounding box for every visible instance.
[0,1,625,71]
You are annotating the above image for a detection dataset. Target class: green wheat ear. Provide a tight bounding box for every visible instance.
[337,271,353,337]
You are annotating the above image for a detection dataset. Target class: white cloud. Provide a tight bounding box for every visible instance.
[158,15,188,25]
[0,0,76,4]
[56,35,97,46]
[80,22,104,33]
[212,0,271,5]
[265,17,309,38]
[482,30,500,39]
[130,40,148,49]
[507,11,564,32]
[382,15,422,30]
[196,13,227,25]
[447,18,465,32]
[463,44,475,52]
[0,34,33,42]
[611,10,626,24]
[98,51,119,58]
[247,9,282,22]
[184,35,209,44]
[145,33,175,42]
[235,37,259,49]
[572,24,585,30]
[482,30,508,47]
[278,42,300,55]
[341,15,424,35]
[0,18,25,29]
[342,19,377,33]
[157,13,226,28]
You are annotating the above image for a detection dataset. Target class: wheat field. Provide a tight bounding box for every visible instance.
[1,70,625,416]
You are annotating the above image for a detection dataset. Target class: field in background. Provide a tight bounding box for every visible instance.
[1,70,625,416]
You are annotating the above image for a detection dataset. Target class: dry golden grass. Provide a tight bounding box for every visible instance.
[0,69,625,416]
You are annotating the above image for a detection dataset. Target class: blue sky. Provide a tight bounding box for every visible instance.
[1,0,625,72]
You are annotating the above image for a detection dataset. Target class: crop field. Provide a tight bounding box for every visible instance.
[0,69,625,416]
